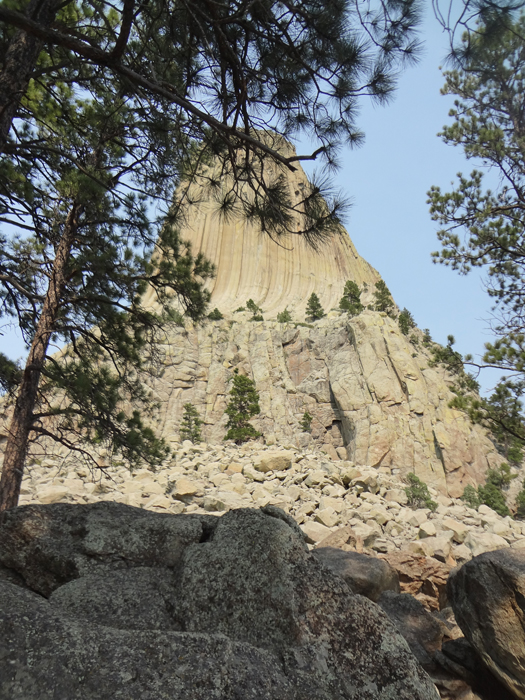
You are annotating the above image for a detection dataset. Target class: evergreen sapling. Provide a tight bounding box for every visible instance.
[179,403,203,443]
[224,369,261,444]
[339,280,364,316]
[373,281,395,315]
[306,293,325,321]
[299,411,313,432]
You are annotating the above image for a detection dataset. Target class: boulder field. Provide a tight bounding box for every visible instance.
[3,441,525,699]
[19,441,524,569]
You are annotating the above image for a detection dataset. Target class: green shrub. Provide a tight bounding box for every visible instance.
[398,308,416,335]
[422,329,432,346]
[245,299,264,321]
[179,403,203,443]
[306,292,325,321]
[486,462,516,489]
[224,369,261,444]
[246,299,262,314]
[277,308,292,323]
[477,482,510,516]
[299,411,313,432]
[429,335,464,375]
[508,444,524,466]
[460,464,515,516]
[460,484,480,509]
[405,472,438,511]
[207,308,224,321]
[409,334,419,347]
[516,484,525,519]
[234,306,246,313]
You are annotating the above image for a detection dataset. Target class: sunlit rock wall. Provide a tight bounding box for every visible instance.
[143,141,380,317]
[146,312,501,498]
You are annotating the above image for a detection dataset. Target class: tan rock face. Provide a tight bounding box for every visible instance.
[2,152,502,501]
[143,151,381,318]
[135,310,502,497]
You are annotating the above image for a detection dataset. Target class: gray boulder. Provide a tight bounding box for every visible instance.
[49,567,181,631]
[447,548,525,700]
[0,501,216,595]
[0,580,296,700]
[0,503,440,700]
[312,547,400,602]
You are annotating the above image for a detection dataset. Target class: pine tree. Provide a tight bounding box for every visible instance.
[246,299,263,321]
[373,281,395,315]
[398,308,416,335]
[207,308,224,321]
[0,59,214,511]
[306,293,325,321]
[299,412,313,432]
[179,404,203,443]
[339,280,364,316]
[224,369,261,444]
[428,11,525,455]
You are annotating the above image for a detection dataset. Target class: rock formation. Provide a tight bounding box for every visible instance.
[140,144,502,497]
[16,441,525,570]
[0,502,440,700]
[143,136,382,317]
[139,312,502,497]
[5,441,525,699]
[447,548,525,699]
[0,142,507,497]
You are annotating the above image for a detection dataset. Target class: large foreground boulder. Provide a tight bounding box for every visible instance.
[0,501,216,595]
[447,548,525,700]
[0,502,439,700]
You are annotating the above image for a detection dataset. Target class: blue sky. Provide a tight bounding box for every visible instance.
[0,4,505,395]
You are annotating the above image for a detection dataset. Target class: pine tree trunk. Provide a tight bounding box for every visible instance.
[0,203,82,512]
[0,0,57,154]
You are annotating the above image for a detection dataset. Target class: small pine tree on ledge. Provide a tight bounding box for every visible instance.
[339,280,364,316]
[277,308,293,323]
[398,308,416,335]
[179,403,203,443]
[306,293,325,321]
[224,369,262,444]
[299,411,313,432]
[373,280,395,315]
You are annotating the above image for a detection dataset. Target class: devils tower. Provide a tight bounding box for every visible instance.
[138,144,502,498]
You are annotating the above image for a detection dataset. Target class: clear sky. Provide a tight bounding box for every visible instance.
[0,4,505,395]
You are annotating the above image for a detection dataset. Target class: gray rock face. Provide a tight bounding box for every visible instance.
[0,581,296,700]
[0,502,440,700]
[0,501,216,596]
[447,548,525,700]
[312,546,400,602]
[49,568,181,631]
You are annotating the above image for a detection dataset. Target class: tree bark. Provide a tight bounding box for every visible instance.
[0,0,57,154]
[0,202,82,511]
